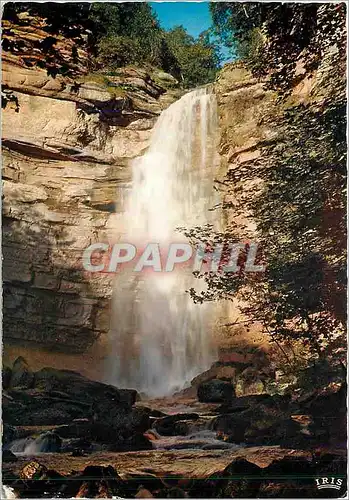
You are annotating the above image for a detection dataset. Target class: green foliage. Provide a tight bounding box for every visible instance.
[2,2,93,77]
[2,2,219,88]
[210,2,264,55]
[96,35,142,69]
[165,26,220,87]
[210,2,347,91]
[91,3,166,70]
[187,98,346,365]
[91,6,220,86]
[186,4,346,370]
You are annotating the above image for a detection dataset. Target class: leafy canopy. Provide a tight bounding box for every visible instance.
[2,2,221,88]
[188,3,347,372]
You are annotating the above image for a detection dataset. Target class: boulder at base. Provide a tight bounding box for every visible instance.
[10,357,34,389]
[197,379,235,403]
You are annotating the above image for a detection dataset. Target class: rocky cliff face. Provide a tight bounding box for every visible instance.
[1,52,280,378]
[3,21,333,380]
[2,21,181,375]
[212,55,339,359]
[212,63,276,353]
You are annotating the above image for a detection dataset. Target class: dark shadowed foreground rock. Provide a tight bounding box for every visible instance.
[2,450,18,463]
[211,396,305,447]
[197,379,235,403]
[153,413,200,436]
[2,360,155,453]
[2,365,12,390]
[10,357,34,389]
[3,361,138,424]
[3,448,347,498]
[33,367,132,405]
[92,405,152,451]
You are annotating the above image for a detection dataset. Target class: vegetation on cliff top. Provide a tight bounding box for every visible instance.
[2,2,220,88]
[210,2,346,92]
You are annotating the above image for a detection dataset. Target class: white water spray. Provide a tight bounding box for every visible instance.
[107,88,221,397]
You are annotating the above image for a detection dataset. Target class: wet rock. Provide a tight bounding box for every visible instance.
[21,468,68,498]
[34,367,132,407]
[197,380,235,403]
[213,413,247,443]
[119,388,138,406]
[3,366,12,390]
[94,405,150,434]
[191,363,237,387]
[25,404,85,425]
[10,357,34,389]
[4,366,141,429]
[3,424,18,445]
[217,394,275,413]
[3,388,88,425]
[61,437,93,454]
[149,408,168,418]
[74,465,125,499]
[307,384,347,443]
[75,481,90,498]
[174,421,190,436]
[189,457,262,498]
[245,417,305,447]
[92,406,152,451]
[221,458,263,498]
[313,452,347,484]
[2,393,23,426]
[214,392,304,446]
[153,413,199,436]
[71,449,87,457]
[34,431,62,452]
[144,429,161,441]
[264,455,314,477]
[2,450,18,463]
[3,368,153,451]
[259,456,316,498]
[19,466,68,498]
[158,486,188,498]
[123,472,165,497]
[110,433,153,452]
[188,474,223,498]
[258,481,315,498]
[55,418,92,439]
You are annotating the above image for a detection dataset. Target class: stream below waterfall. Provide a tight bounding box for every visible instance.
[6,396,244,456]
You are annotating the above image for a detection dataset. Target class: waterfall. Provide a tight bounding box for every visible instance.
[107,88,221,397]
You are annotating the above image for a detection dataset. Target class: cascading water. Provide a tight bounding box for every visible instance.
[106,87,221,397]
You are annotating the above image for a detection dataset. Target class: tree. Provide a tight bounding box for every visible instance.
[2,3,217,88]
[2,2,93,77]
[187,3,346,373]
[165,26,220,87]
[210,2,346,91]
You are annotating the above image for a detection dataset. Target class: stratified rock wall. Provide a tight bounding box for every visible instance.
[2,20,180,360]
[213,63,276,351]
